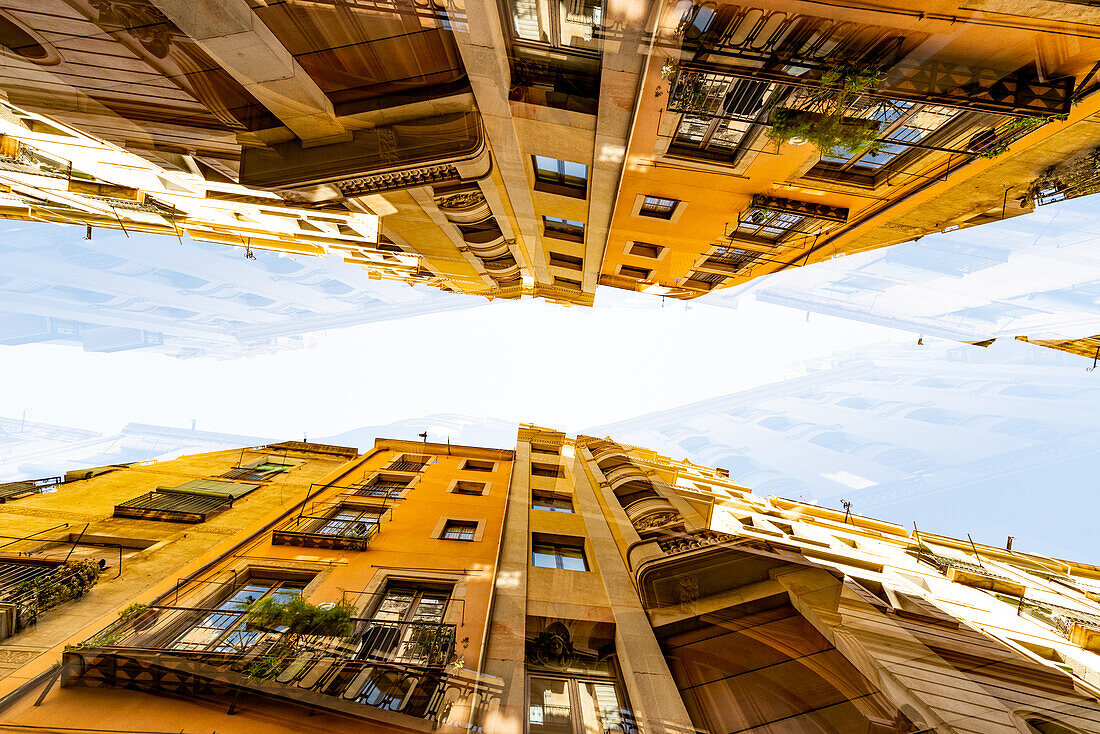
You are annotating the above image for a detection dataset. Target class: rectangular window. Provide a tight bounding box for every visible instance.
[362,583,453,666]
[172,578,306,653]
[312,507,383,536]
[548,252,584,270]
[639,196,678,219]
[532,155,588,198]
[735,208,806,242]
[628,242,663,259]
[442,520,478,541]
[222,461,293,481]
[553,276,582,290]
[532,492,573,513]
[527,675,631,733]
[817,102,960,174]
[388,455,431,472]
[543,216,585,242]
[453,480,488,496]
[532,538,588,570]
[462,459,496,472]
[618,265,652,280]
[531,463,562,478]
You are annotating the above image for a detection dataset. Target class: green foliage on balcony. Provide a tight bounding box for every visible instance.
[767,64,885,157]
[243,595,356,640]
[10,559,101,618]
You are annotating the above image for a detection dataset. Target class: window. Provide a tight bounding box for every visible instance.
[638,196,678,219]
[532,492,573,513]
[628,242,663,258]
[452,480,488,496]
[442,520,478,541]
[353,477,409,498]
[553,276,582,289]
[618,265,651,280]
[532,156,588,198]
[312,507,383,536]
[361,584,453,667]
[531,463,562,478]
[388,454,430,472]
[462,459,496,472]
[532,538,588,570]
[527,675,632,734]
[812,101,961,181]
[549,252,583,270]
[222,460,293,481]
[543,216,585,242]
[706,246,759,272]
[735,208,807,243]
[172,577,306,653]
[668,76,778,162]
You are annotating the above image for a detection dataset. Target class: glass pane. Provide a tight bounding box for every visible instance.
[578,681,626,734]
[563,161,588,181]
[410,593,448,623]
[560,546,587,571]
[534,155,558,175]
[529,677,573,734]
[375,589,416,620]
[532,543,558,568]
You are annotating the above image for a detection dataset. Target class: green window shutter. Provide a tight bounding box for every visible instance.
[157,479,260,499]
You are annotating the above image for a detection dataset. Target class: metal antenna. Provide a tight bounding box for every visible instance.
[841,499,852,524]
[967,534,985,568]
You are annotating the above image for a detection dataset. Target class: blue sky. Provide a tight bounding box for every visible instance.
[3,196,1100,563]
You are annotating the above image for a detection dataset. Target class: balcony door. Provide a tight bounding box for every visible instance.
[360,584,450,664]
[171,578,305,653]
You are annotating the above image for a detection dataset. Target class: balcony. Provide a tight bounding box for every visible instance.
[0,475,62,503]
[272,510,386,552]
[602,463,648,485]
[114,490,234,523]
[62,606,502,728]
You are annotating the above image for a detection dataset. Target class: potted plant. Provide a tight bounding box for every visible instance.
[767,63,885,157]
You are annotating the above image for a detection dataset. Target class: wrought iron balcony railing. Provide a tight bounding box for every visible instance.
[272,514,382,551]
[0,476,62,503]
[62,605,495,726]
[385,461,427,472]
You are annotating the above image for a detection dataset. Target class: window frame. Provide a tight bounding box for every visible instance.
[543,216,585,243]
[532,491,573,513]
[525,671,635,734]
[637,195,679,220]
[441,519,479,541]
[532,155,588,199]
[531,536,588,571]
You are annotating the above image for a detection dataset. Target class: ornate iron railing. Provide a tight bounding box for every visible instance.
[0,476,63,503]
[63,605,482,724]
[668,68,1063,160]
[272,514,383,551]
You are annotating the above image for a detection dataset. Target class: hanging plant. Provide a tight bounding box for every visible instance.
[767,63,886,157]
[10,560,102,622]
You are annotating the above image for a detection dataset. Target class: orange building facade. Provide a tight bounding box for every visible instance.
[2,428,1100,733]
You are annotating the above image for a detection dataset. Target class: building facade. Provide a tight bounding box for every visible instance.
[0,428,1099,733]
[0,0,1097,305]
